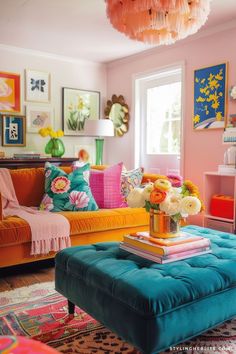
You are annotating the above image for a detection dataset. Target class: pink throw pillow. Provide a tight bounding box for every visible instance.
[90,163,126,208]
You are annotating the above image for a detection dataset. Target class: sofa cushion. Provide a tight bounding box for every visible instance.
[89,162,125,208]
[60,207,149,236]
[0,208,149,246]
[40,163,98,212]
[121,167,143,198]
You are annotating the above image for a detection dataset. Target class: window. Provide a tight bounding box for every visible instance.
[134,64,183,172]
[146,80,181,154]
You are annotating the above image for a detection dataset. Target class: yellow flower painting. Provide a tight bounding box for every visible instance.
[193,63,227,130]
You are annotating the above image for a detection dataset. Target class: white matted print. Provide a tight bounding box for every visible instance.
[26,104,54,133]
[74,144,95,164]
[25,69,50,103]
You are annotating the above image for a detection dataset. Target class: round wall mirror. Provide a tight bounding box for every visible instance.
[104,94,129,137]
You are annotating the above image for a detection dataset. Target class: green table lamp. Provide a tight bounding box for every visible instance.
[84,119,114,165]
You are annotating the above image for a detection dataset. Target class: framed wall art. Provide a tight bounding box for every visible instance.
[1,114,26,147]
[0,71,20,113]
[26,104,54,133]
[193,62,227,130]
[25,69,50,103]
[62,87,100,136]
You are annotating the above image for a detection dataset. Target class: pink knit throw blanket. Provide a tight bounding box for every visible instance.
[0,168,71,255]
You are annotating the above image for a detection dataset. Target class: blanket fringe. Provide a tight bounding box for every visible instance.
[31,236,71,255]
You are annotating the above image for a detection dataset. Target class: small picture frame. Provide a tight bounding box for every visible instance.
[0,71,21,113]
[1,114,26,146]
[26,104,54,133]
[25,69,50,103]
[62,87,100,136]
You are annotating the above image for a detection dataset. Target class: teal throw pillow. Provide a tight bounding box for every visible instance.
[40,162,98,212]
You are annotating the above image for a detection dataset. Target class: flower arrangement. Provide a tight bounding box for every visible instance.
[39,126,64,139]
[144,178,204,222]
[38,126,65,158]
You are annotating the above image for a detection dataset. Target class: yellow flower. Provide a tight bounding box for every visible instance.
[215,74,223,80]
[49,131,57,138]
[195,78,199,83]
[219,92,223,97]
[212,101,219,109]
[209,79,218,89]
[196,96,205,103]
[39,128,49,137]
[183,180,199,196]
[57,130,64,138]
[78,97,84,110]
[154,179,172,191]
[201,78,205,84]
[193,114,200,124]
[216,111,223,121]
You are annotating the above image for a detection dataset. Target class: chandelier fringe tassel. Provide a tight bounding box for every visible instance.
[106,0,211,45]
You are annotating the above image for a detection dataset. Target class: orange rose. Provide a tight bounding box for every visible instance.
[150,189,167,204]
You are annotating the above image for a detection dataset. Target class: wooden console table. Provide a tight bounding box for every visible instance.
[0,158,78,169]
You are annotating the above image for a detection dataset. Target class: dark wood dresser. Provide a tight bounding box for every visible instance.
[0,158,78,169]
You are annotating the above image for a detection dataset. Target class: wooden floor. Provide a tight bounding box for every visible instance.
[0,260,55,291]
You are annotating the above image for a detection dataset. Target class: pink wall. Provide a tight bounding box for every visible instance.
[106,27,236,225]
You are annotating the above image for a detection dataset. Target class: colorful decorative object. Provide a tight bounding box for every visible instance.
[1,281,236,354]
[106,0,211,45]
[38,126,65,157]
[62,87,100,136]
[127,177,204,238]
[121,167,144,198]
[26,104,54,133]
[104,94,129,137]
[193,63,227,130]
[40,162,98,212]
[25,69,50,103]
[0,71,20,112]
[1,114,26,147]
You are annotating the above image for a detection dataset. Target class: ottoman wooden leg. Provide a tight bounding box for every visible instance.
[68,300,75,316]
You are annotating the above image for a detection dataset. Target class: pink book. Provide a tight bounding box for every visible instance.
[120,243,212,264]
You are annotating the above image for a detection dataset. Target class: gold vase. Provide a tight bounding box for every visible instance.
[149,209,180,238]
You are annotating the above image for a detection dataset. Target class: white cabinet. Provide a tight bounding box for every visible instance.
[203,172,236,233]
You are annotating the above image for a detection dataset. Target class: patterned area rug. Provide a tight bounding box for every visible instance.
[0,282,236,354]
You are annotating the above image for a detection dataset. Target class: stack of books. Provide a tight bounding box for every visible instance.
[120,232,212,264]
[13,153,41,159]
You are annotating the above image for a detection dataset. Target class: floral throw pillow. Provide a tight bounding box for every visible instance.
[121,167,144,198]
[40,162,98,212]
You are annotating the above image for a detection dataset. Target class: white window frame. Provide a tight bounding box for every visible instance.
[133,62,185,177]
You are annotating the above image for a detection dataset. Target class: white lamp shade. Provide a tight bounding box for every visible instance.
[84,119,114,137]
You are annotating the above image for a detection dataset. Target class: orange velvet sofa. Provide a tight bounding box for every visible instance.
[0,166,160,268]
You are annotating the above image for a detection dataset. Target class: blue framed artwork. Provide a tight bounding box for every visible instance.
[2,115,26,146]
[193,63,227,130]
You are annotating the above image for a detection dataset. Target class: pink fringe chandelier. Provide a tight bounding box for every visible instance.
[105,0,211,45]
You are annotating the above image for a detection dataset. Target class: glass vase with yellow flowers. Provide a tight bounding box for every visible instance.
[39,127,65,158]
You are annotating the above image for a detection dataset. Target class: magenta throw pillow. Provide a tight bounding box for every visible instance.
[90,163,126,208]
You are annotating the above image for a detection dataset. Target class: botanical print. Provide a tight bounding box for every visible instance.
[25,70,50,103]
[26,105,53,133]
[2,115,26,146]
[193,63,227,130]
[63,88,100,136]
[0,72,20,112]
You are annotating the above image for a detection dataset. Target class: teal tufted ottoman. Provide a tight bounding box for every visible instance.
[55,226,236,354]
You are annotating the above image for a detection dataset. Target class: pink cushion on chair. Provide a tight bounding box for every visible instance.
[90,162,126,208]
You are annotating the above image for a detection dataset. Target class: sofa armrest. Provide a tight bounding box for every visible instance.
[142,173,167,184]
